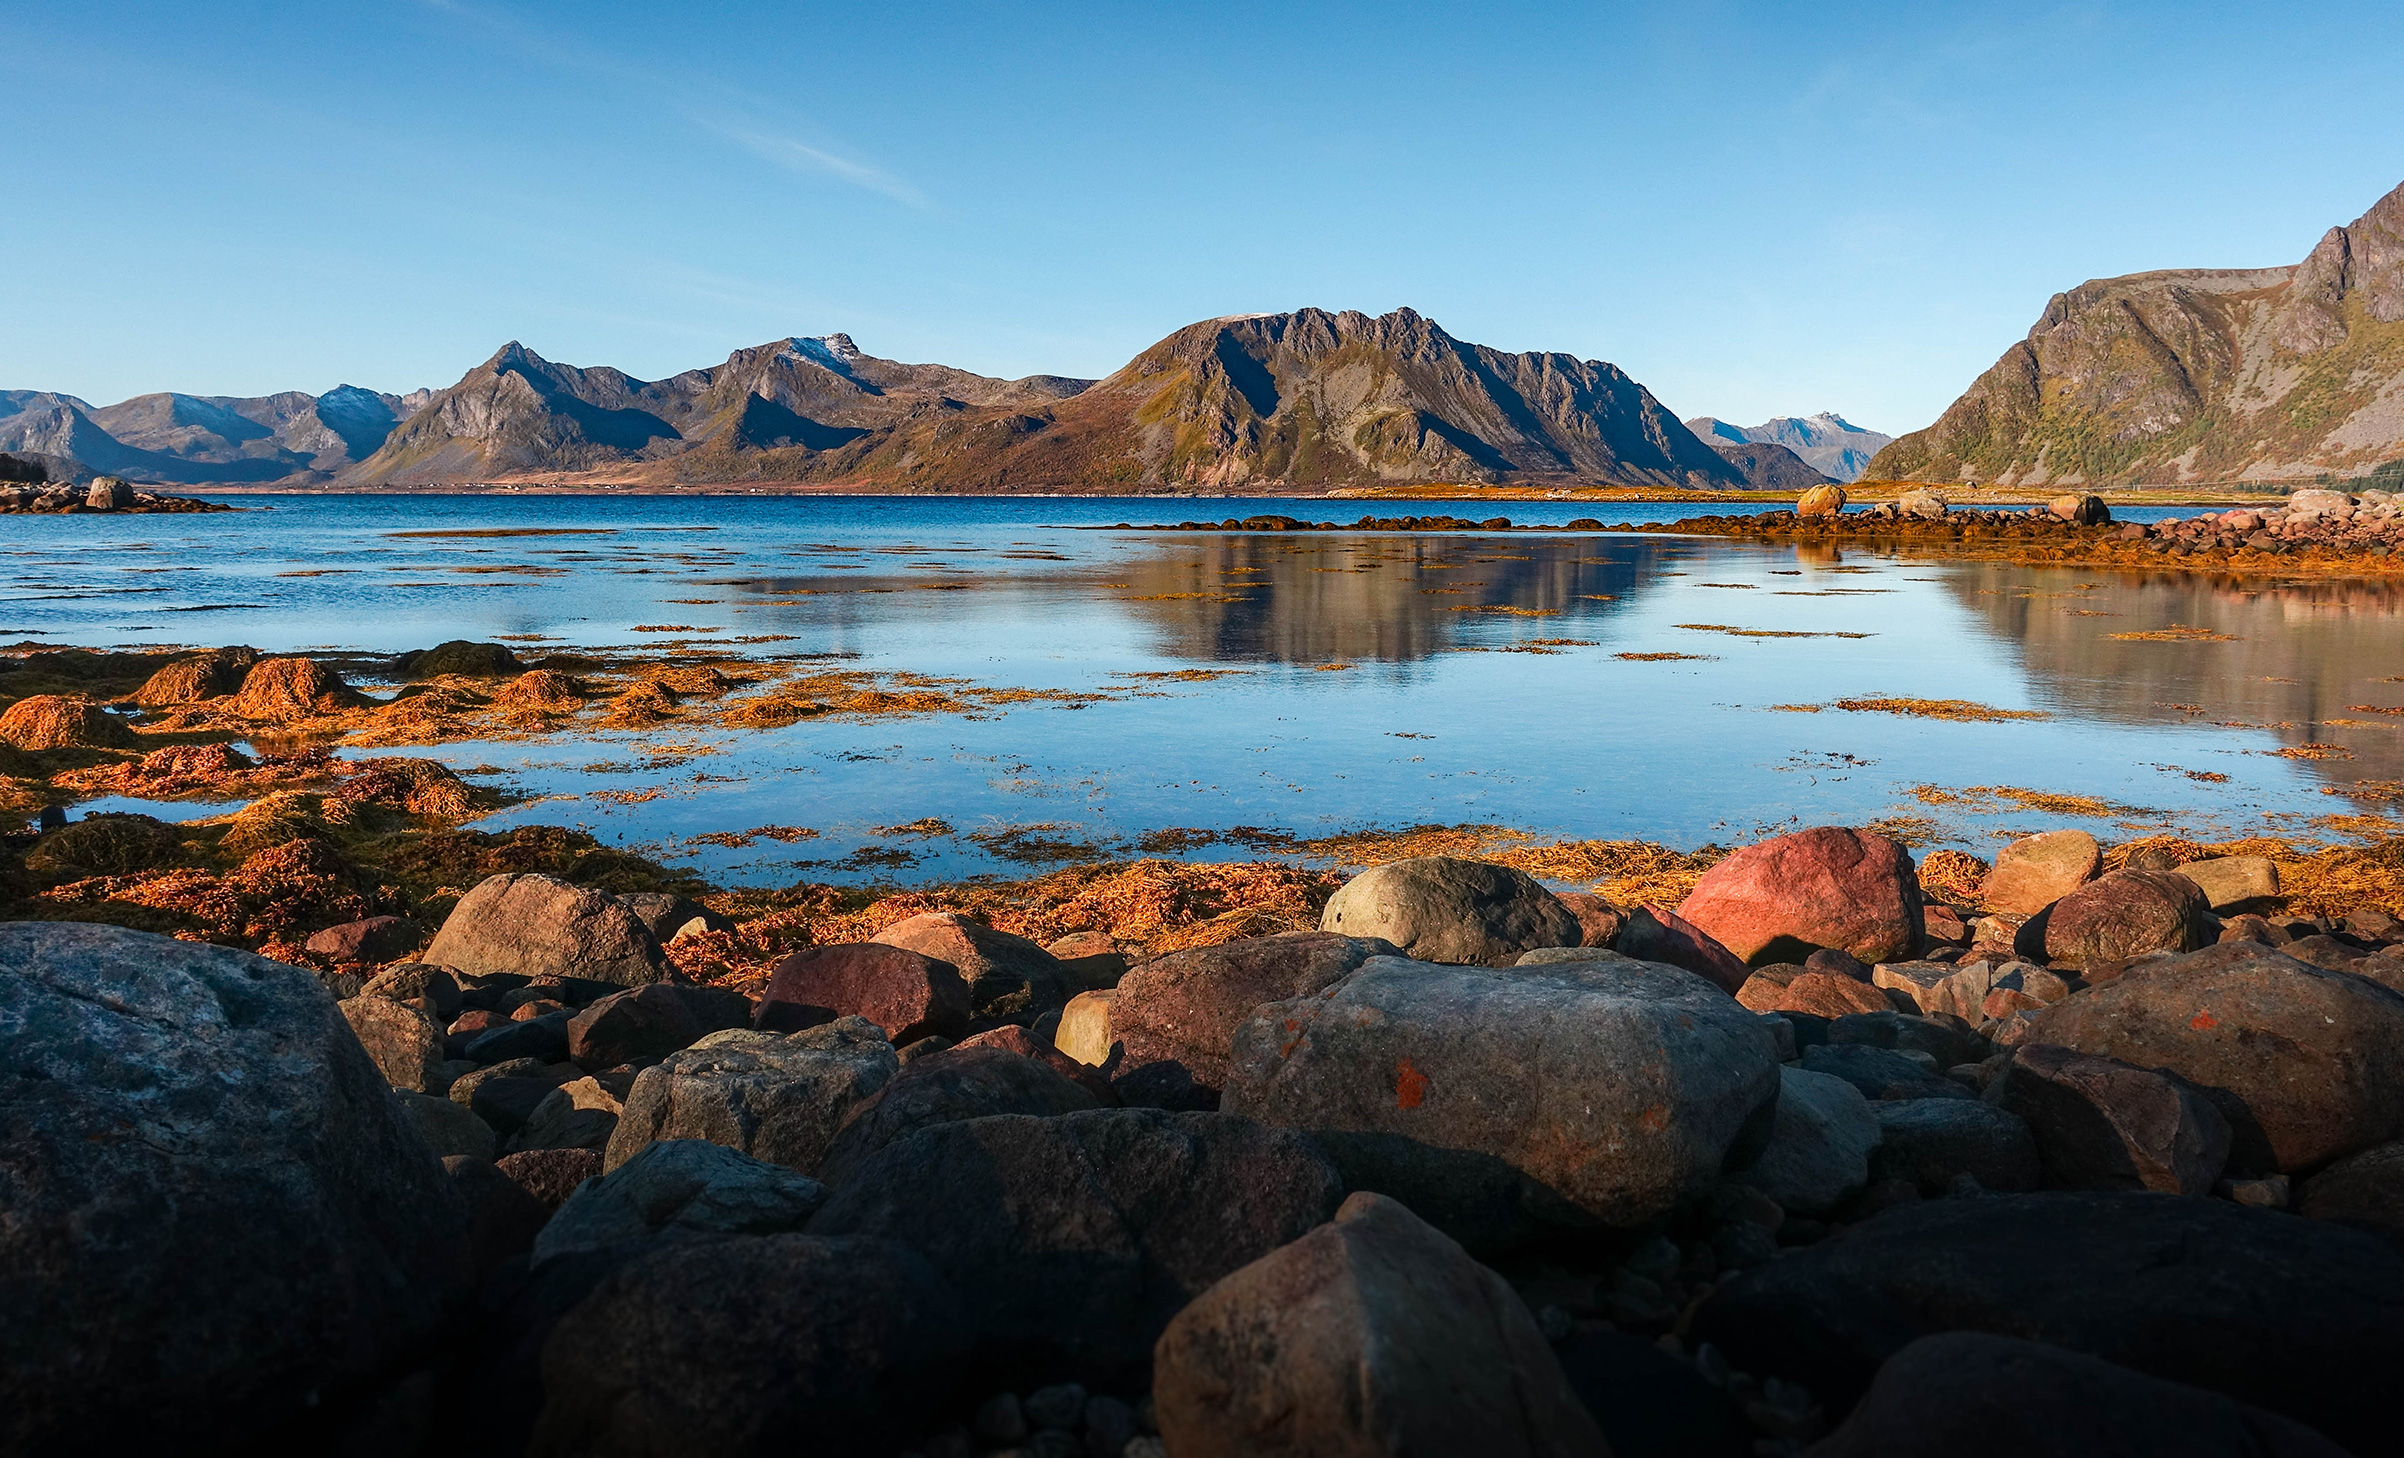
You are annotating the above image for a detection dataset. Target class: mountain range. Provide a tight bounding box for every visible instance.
[1684,412,1892,483]
[5,309,1799,494]
[1868,177,2404,487]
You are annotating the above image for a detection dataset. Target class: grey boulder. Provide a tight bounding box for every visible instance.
[1109,930,1398,1096]
[1868,1098,2040,1194]
[423,871,671,986]
[604,1018,897,1177]
[536,1138,827,1268]
[1317,856,1579,966]
[1732,1066,1881,1216]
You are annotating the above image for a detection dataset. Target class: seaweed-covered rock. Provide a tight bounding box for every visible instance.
[23,813,180,880]
[403,640,526,678]
[133,647,258,707]
[230,657,368,720]
[0,693,138,750]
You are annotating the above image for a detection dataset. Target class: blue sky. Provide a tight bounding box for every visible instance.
[7,2,2403,435]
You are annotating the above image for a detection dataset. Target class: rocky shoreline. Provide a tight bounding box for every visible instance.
[0,471,231,514]
[7,809,2403,1456]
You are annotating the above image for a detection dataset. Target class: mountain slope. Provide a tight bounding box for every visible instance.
[1686,412,1892,482]
[1867,178,2404,487]
[1700,439,1834,491]
[347,309,1743,492]
[0,385,428,485]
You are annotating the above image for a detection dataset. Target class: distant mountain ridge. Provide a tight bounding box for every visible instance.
[8,309,1749,493]
[1684,412,1892,482]
[1868,177,2404,486]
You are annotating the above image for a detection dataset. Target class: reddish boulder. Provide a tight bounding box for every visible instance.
[1553,891,1626,949]
[496,1147,602,1209]
[871,912,1070,1018]
[1758,971,1894,1019]
[2039,871,2212,969]
[568,983,751,1068]
[1675,827,1923,967]
[305,915,423,965]
[1110,931,1399,1095]
[754,943,971,1045]
[1982,829,2102,914]
[1618,903,1750,994]
[2025,942,2404,1173]
[1985,1044,2230,1194]
[2296,1141,2404,1245]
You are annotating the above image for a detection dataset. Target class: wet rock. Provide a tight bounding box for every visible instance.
[1733,1067,1881,1216]
[340,994,448,1092]
[402,639,526,678]
[569,982,750,1068]
[2048,493,2112,526]
[1868,1099,2040,1193]
[535,1138,827,1267]
[815,1045,1102,1184]
[531,1233,967,1458]
[400,1088,499,1160]
[2038,869,2212,969]
[1801,1042,1975,1101]
[497,1147,602,1209]
[1618,903,1752,993]
[1223,955,1779,1241]
[808,1109,1342,1386]
[2295,1141,2404,1245]
[1691,1191,2404,1455]
[306,914,424,965]
[2177,854,2281,911]
[0,693,139,750]
[1980,829,2101,915]
[1985,1043,2230,1194]
[1110,931,1398,1097]
[508,1075,624,1154]
[2023,941,2404,1173]
[604,1018,897,1176]
[1316,856,1579,966]
[1809,1332,2346,1458]
[1676,826,1923,967]
[871,911,1071,1018]
[0,924,472,1454]
[753,942,971,1044]
[444,1153,551,1284]
[1152,1192,1609,1458]
[423,871,671,986]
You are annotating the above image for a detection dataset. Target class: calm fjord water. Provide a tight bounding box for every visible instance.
[11,494,2398,885]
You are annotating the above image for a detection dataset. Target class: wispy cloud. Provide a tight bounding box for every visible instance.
[417,0,929,210]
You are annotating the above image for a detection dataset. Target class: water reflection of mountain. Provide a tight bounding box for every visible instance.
[1947,563,2404,789]
[1107,534,1680,663]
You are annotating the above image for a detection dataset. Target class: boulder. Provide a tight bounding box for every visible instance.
[1796,484,1847,516]
[1691,1191,2404,1455]
[1800,1043,1975,1102]
[497,1147,602,1210]
[1808,1332,2346,1458]
[1897,487,1948,519]
[1749,970,1894,1018]
[1985,1043,2230,1194]
[950,1023,1121,1104]
[1675,827,1922,967]
[1553,890,1627,947]
[813,1045,1103,1184]
[1868,1099,2040,1193]
[1056,988,1114,1066]
[870,911,1070,1017]
[2022,941,2404,1173]
[1618,903,1751,993]
[1823,1008,1986,1069]
[1733,1067,1881,1216]
[615,891,734,944]
[306,915,424,965]
[807,1109,1343,1386]
[531,1234,967,1458]
[603,1019,898,1177]
[753,942,970,1044]
[535,1139,827,1268]
[1223,955,1780,1241]
[1152,1192,1609,1458]
[2047,493,2112,526]
[422,872,670,987]
[1980,829,2101,915]
[444,1154,551,1285]
[2177,854,2281,910]
[399,1088,499,1160]
[1316,856,1579,966]
[0,924,472,1454]
[339,994,447,1092]
[508,1075,624,1154]
[1110,931,1399,1096]
[568,983,750,1068]
[2295,1141,2404,1245]
[464,1009,571,1065]
[360,961,461,1021]
[2038,869,2212,968]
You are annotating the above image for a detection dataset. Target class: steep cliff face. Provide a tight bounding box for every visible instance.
[1869,179,2404,487]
